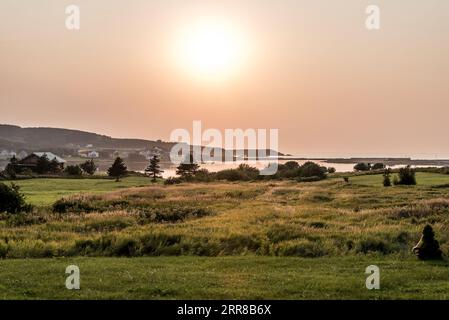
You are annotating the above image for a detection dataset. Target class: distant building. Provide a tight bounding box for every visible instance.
[17,152,66,171]
[88,151,99,158]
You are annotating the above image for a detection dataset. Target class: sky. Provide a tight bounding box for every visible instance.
[1,0,449,158]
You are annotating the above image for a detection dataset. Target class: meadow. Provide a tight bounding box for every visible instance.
[1,172,449,299]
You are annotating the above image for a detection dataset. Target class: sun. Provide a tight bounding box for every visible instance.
[174,19,248,80]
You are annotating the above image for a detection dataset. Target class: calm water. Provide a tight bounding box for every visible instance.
[160,160,356,178]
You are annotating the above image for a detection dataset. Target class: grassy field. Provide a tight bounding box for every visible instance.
[10,176,152,206]
[1,256,449,299]
[1,172,449,299]
[350,172,449,187]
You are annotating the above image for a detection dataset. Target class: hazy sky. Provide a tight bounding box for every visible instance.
[1,0,449,158]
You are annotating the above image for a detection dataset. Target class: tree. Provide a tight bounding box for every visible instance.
[145,155,164,182]
[397,165,416,185]
[36,155,51,174]
[412,225,443,260]
[372,163,385,170]
[284,161,300,170]
[80,159,97,175]
[108,157,127,181]
[327,167,336,174]
[298,161,326,179]
[0,183,30,214]
[383,169,392,187]
[49,158,62,174]
[64,165,83,177]
[176,154,200,179]
[354,162,371,172]
[4,156,19,179]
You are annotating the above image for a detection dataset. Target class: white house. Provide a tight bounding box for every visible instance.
[88,151,100,158]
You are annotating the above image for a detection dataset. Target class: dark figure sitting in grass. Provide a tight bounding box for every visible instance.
[412,225,443,260]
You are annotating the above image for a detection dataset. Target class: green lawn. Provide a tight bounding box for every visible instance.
[7,176,152,206]
[0,256,448,299]
[350,172,449,187]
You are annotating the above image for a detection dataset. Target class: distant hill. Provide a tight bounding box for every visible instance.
[0,124,176,153]
[0,124,283,160]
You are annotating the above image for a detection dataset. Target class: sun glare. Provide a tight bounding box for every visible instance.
[174,19,248,80]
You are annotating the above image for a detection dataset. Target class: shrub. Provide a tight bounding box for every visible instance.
[52,197,96,213]
[412,225,443,260]
[113,238,140,257]
[80,159,97,175]
[216,169,247,181]
[298,162,327,179]
[164,177,183,185]
[383,169,392,187]
[0,183,31,214]
[354,163,371,171]
[356,238,392,254]
[396,166,416,185]
[272,240,328,257]
[64,165,83,177]
[6,213,46,227]
[327,167,336,174]
[267,224,305,243]
[372,163,385,170]
[138,206,213,224]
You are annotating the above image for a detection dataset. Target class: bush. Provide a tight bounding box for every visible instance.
[372,163,385,170]
[216,169,247,181]
[327,167,336,174]
[80,159,97,175]
[383,169,392,187]
[138,206,213,224]
[272,240,328,257]
[412,225,443,260]
[0,183,31,214]
[52,197,96,213]
[297,162,327,179]
[164,177,183,185]
[356,238,392,254]
[354,163,371,171]
[397,166,416,185]
[64,165,83,177]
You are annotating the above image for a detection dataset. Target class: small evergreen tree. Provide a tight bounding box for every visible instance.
[412,225,443,260]
[108,157,127,182]
[49,158,62,174]
[145,155,164,182]
[80,159,97,175]
[176,154,200,180]
[383,169,392,187]
[35,155,51,174]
